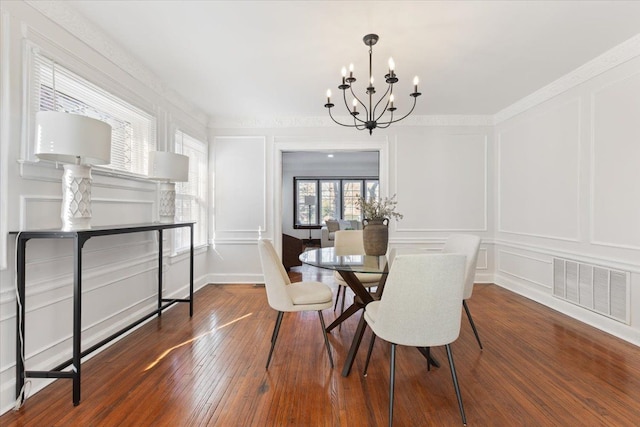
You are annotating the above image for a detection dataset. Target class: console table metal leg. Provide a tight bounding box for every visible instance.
[15,236,27,403]
[189,224,194,317]
[72,236,83,406]
[158,229,163,315]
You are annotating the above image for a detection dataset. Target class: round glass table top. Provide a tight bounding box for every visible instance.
[299,247,388,274]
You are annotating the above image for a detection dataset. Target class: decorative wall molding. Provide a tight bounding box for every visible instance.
[494,238,640,274]
[213,136,267,234]
[394,132,488,233]
[19,195,155,229]
[19,161,156,192]
[496,97,582,242]
[497,249,552,290]
[589,71,640,251]
[0,10,10,271]
[495,34,640,124]
[206,273,265,285]
[24,0,208,125]
[209,114,494,129]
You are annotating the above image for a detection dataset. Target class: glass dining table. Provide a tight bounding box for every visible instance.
[299,247,389,376]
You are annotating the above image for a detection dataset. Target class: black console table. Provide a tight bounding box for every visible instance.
[11,222,195,406]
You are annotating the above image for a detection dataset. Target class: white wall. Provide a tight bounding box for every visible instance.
[494,53,640,344]
[207,123,494,286]
[0,1,209,413]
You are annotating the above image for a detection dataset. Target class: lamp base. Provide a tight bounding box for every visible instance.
[61,164,93,231]
[158,181,176,223]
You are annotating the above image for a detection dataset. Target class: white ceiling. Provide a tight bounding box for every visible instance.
[65,1,640,120]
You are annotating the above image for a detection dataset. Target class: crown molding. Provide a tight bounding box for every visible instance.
[495,33,640,124]
[26,0,208,126]
[209,114,494,129]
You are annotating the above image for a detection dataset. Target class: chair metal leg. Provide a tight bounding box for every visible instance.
[389,343,396,427]
[266,311,284,369]
[445,344,467,426]
[318,311,334,368]
[363,332,377,376]
[463,300,483,349]
[334,286,342,311]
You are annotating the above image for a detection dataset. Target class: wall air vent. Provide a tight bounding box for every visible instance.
[553,258,630,324]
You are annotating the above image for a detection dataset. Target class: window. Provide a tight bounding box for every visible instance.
[28,49,156,175]
[174,130,208,251]
[294,177,379,226]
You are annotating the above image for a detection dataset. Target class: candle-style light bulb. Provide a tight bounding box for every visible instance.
[349,63,354,78]
[352,98,358,112]
[370,76,374,86]
[389,94,395,108]
[413,76,419,93]
[326,89,331,104]
[341,66,347,84]
[388,57,395,73]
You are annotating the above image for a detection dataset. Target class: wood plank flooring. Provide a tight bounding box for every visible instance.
[2,265,639,426]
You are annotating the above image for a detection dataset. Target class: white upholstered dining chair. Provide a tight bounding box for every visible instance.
[363,253,468,426]
[257,239,334,369]
[333,230,382,314]
[443,234,482,349]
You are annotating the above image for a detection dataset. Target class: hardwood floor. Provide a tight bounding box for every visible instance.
[2,266,639,426]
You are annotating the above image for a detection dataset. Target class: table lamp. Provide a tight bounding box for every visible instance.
[148,151,189,223]
[35,111,112,231]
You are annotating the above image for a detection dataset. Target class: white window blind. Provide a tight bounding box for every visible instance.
[29,50,156,175]
[175,130,208,251]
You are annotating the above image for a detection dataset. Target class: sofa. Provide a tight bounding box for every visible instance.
[321,219,362,247]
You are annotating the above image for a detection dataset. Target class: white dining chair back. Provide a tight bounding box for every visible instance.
[334,230,366,255]
[442,234,480,300]
[332,230,381,315]
[258,238,295,312]
[442,234,483,349]
[367,253,466,347]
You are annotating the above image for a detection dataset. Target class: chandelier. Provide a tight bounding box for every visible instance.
[324,34,421,135]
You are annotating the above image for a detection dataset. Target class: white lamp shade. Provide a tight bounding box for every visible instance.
[148,151,189,182]
[35,111,112,165]
[304,195,317,205]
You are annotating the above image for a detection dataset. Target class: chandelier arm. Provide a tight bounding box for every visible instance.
[372,84,393,121]
[327,107,357,128]
[347,86,369,124]
[376,120,394,129]
[377,95,418,125]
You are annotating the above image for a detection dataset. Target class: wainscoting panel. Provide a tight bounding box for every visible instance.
[396,132,487,232]
[498,98,581,241]
[213,136,266,237]
[498,250,552,290]
[591,71,640,250]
